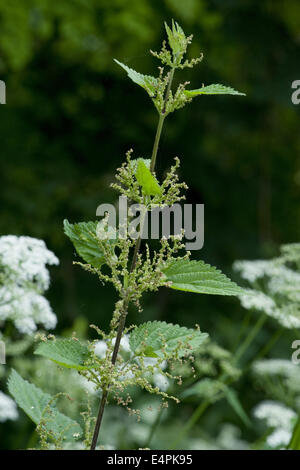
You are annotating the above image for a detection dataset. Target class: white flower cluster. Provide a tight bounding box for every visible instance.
[0,391,18,422]
[0,235,59,334]
[234,259,300,286]
[94,335,170,392]
[267,429,292,448]
[233,260,275,283]
[234,258,300,329]
[267,265,300,307]
[239,289,276,316]
[253,400,296,449]
[254,401,296,428]
[253,359,297,377]
[253,359,300,401]
[0,236,59,289]
[239,290,300,329]
[273,305,300,329]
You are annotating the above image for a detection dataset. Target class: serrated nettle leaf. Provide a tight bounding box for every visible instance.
[162,259,244,296]
[135,159,162,196]
[130,321,208,359]
[8,369,82,441]
[64,219,115,269]
[35,339,90,370]
[114,59,158,95]
[184,84,246,97]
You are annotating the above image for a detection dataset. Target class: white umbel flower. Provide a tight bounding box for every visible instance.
[253,359,297,377]
[233,260,274,282]
[0,235,58,289]
[267,429,291,448]
[239,289,276,316]
[254,401,296,429]
[252,359,300,399]
[234,256,300,329]
[0,235,59,334]
[238,289,300,329]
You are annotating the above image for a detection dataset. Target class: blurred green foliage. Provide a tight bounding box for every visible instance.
[1,0,300,450]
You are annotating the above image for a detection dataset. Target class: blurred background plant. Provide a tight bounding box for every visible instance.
[0,234,59,446]
[1,0,300,450]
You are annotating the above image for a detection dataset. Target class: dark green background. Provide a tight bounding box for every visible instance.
[1,0,300,449]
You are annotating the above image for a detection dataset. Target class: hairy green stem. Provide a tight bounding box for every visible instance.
[90,68,175,450]
[90,389,108,450]
[150,115,165,174]
[150,67,175,173]
[90,300,129,450]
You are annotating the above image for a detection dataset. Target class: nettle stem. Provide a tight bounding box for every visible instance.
[90,68,175,451]
[90,301,128,450]
[150,114,165,174]
[150,67,175,173]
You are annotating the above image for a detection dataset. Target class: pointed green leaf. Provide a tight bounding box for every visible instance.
[114,59,157,95]
[135,159,162,196]
[185,84,246,97]
[130,321,208,359]
[162,259,244,296]
[35,339,90,370]
[8,369,82,441]
[164,20,186,58]
[64,219,114,268]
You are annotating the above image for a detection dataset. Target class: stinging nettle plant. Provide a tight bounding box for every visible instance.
[8,21,246,450]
